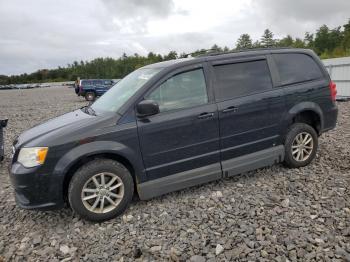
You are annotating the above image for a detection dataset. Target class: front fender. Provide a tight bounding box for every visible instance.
[53,140,145,183]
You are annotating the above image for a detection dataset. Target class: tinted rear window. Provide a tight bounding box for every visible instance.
[213,60,272,101]
[273,53,323,85]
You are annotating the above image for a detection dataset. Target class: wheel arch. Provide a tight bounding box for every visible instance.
[286,102,324,135]
[62,152,138,201]
[53,141,144,202]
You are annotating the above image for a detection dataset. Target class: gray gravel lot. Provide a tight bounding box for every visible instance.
[0,86,349,261]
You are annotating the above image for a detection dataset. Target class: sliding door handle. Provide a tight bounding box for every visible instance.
[222,106,238,113]
[198,112,214,119]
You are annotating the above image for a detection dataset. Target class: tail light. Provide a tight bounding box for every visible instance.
[329,81,337,102]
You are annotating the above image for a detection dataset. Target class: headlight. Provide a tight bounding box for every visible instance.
[17,147,49,168]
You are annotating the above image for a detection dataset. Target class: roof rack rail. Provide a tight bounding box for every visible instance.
[196,47,296,57]
[181,48,218,58]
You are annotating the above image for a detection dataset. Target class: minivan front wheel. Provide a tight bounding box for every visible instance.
[284,123,318,168]
[68,159,134,222]
[85,92,96,101]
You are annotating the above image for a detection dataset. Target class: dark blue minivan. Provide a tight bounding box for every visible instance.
[9,48,338,221]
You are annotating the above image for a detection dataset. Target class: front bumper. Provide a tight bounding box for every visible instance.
[9,162,65,210]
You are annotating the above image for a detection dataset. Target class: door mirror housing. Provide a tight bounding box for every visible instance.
[136,100,160,117]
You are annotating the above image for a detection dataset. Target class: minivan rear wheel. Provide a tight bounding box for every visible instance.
[284,123,318,168]
[68,159,134,222]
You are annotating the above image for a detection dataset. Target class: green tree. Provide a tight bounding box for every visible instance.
[164,51,178,60]
[278,35,294,47]
[252,40,261,48]
[293,38,305,48]
[304,32,314,48]
[314,25,331,54]
[236,34,253,49]
[260,29,276,47]
[342,19,350,50]
[211,44,223,52]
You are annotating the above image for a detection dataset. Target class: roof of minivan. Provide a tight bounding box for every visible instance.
[143,58,194,68]
[144,48,314,69]
[80,79,114,81]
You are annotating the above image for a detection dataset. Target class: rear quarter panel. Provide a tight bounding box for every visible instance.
[270,50,336,133]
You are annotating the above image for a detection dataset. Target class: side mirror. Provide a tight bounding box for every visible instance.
[136,100,160,117]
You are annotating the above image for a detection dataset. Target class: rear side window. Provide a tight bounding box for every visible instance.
[273,53,323,85]
[213,60,272,101]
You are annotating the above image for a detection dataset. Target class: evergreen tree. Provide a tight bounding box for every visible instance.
[236,34,253,49]
[252,40,261,48]
[260,29,276,47]
[223,46,230,52]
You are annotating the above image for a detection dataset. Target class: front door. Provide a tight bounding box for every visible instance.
[136,65,222,197]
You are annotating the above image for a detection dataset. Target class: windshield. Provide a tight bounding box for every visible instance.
[91,68,162,113]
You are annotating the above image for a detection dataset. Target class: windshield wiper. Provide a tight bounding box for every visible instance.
[80,105,97,116]
[87,106,97,116]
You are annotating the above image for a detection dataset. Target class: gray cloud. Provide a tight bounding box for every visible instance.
[97,0,177,34]
[0,0,349,76]
[251,0,350,38]
[254,0,350,22]
[101,0,175,19]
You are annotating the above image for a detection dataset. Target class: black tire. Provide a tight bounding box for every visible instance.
[85,92,96,101]
[284,123,318,168]
[68,159,134,222]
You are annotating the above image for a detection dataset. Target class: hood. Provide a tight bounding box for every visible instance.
[15,109,102,148]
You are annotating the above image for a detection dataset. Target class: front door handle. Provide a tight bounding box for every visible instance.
[198,112,214,119]
[222,106,238,113]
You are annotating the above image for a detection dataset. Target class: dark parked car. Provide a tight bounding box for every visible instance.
[1,119,8,161]
[75,79,120,101]
[9,48,338,221]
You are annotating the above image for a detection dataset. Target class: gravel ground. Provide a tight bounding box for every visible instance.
[0,86,349,262]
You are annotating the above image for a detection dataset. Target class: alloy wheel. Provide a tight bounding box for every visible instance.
[81,172,124,214]
[291,132,314,162]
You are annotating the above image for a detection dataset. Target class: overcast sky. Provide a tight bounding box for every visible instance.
[0,0,349,75]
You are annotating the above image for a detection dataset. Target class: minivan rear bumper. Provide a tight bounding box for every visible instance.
[322,105,338,133]
[9,163,64,210]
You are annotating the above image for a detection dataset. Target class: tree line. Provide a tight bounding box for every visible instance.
[1,19,349,85]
